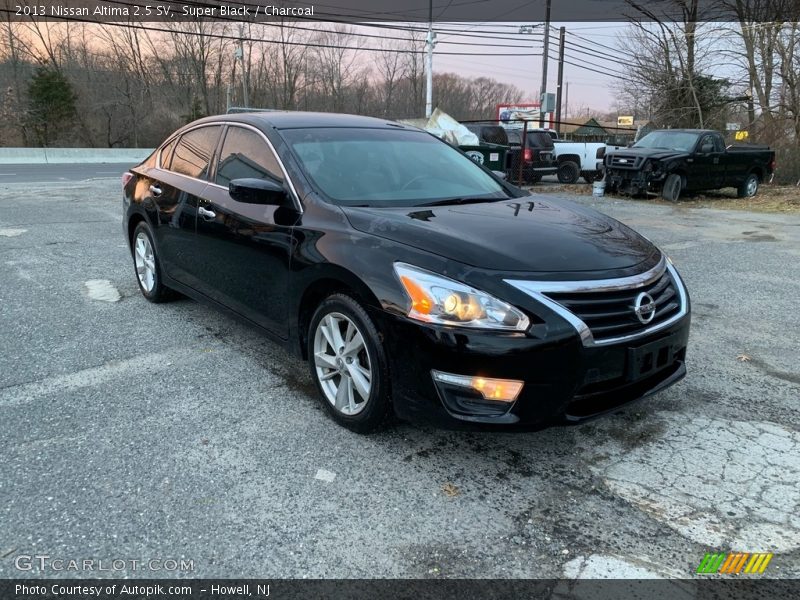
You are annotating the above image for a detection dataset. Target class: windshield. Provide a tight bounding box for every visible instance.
[634,131,700,152]
[281,127,508,207]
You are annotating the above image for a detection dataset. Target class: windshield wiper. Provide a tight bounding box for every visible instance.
[417,196,506,207]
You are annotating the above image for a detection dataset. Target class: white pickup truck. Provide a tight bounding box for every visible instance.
[527,128,607,184]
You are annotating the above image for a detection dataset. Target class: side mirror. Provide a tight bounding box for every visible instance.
[700,143,714,154]
[229,178,287,205]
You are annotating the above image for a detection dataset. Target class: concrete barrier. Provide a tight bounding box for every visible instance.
[0,148,154,164]
[0,148,48,164]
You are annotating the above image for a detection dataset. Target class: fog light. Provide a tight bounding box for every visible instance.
[431,370,523,403]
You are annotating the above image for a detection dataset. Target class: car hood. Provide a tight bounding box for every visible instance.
[610,147,690,161]
[341,197,658,274]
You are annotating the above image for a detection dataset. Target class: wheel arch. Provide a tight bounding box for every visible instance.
[556,153,580,164]
[127,212,149,251]
[666,166,688,188]
[295,267,384,361]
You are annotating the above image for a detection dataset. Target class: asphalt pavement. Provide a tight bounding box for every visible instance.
[1,168,798,581]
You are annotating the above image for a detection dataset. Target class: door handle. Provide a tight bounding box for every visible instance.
[149,184,162,197]
[198,206,216,220]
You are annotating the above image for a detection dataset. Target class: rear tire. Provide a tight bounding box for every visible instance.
[737,173,759,198]
[661,173,682,202]
[557,160,580,184]
[131,222,176,303]
[308,293,392,433]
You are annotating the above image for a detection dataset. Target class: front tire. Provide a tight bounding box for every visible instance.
[557,160,580,184]
[308,293,392,433]
[661,173,682,202]
[131,222,175,303]
[737,173,759,198]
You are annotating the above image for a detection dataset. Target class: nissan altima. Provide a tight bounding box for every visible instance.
[123,112,690,432]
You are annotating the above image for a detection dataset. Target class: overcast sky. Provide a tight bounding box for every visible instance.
[427,21,630,116]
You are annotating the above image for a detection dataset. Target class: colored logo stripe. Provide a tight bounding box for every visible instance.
[697,552,773,574]
[697,553,726,574]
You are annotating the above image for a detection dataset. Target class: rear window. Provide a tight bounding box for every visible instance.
[526,132,555,149]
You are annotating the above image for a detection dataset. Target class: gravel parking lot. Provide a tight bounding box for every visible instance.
[1,173,798,579]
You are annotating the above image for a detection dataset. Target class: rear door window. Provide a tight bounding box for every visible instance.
[170,126,221,179]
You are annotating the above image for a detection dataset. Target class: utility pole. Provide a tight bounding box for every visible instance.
[425,0,436,118]
[519,23,541,122]
[539,0,552,128]
[555,26,565,134]
[565,81,569,122]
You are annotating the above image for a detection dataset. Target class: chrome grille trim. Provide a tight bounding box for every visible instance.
[504,260,688,347]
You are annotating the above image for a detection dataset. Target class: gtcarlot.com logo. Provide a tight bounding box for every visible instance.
[14,554,194,573]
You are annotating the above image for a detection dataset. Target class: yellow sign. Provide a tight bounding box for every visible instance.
[617,116,634,126]
[735,130,749,141]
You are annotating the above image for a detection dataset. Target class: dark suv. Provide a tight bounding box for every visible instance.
[506,129,558,183]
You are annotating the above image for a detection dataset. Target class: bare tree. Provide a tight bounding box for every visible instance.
[619,1,724,128]
[311,26,364,113]
[375,38,407,117]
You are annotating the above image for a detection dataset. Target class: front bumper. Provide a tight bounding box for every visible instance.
[605,168,666,194]
[376,309,690,430]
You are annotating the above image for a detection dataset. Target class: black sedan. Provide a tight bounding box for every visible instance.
[123,112,690,432]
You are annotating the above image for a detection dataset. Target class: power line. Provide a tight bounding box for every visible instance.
[0,11,545,57]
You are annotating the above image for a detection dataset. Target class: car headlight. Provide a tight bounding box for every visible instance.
[394,263,530,331]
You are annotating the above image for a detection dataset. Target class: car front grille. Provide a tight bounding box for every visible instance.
[504,258,689,347]
[544,269,681,343]
[608,154,642,169]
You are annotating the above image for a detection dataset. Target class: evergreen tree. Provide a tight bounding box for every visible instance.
[27,68,77,147]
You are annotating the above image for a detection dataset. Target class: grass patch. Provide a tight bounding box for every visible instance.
[531,183,800,213]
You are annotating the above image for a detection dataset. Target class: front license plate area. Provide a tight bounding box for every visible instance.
[627,334,677,382]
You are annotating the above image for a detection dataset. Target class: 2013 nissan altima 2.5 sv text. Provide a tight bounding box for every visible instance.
[123,112,690,433]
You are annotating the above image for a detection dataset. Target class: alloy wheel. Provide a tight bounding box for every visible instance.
[134,231,156,293]
[313,312,373,416]
[746,176,758,197]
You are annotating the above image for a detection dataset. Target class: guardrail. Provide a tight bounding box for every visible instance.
[0,148,155,164]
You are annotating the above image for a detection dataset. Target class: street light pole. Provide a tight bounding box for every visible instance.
[425,0,436,118]
[555,26,565,133]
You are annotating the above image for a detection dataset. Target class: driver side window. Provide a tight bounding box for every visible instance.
[700,135,718,153]
[216,127,283,188]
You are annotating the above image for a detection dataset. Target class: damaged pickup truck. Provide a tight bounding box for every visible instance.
[604,129,775,201]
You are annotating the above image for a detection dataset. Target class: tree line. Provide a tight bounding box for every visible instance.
[0,21,523,149]
[613,0,800,184]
